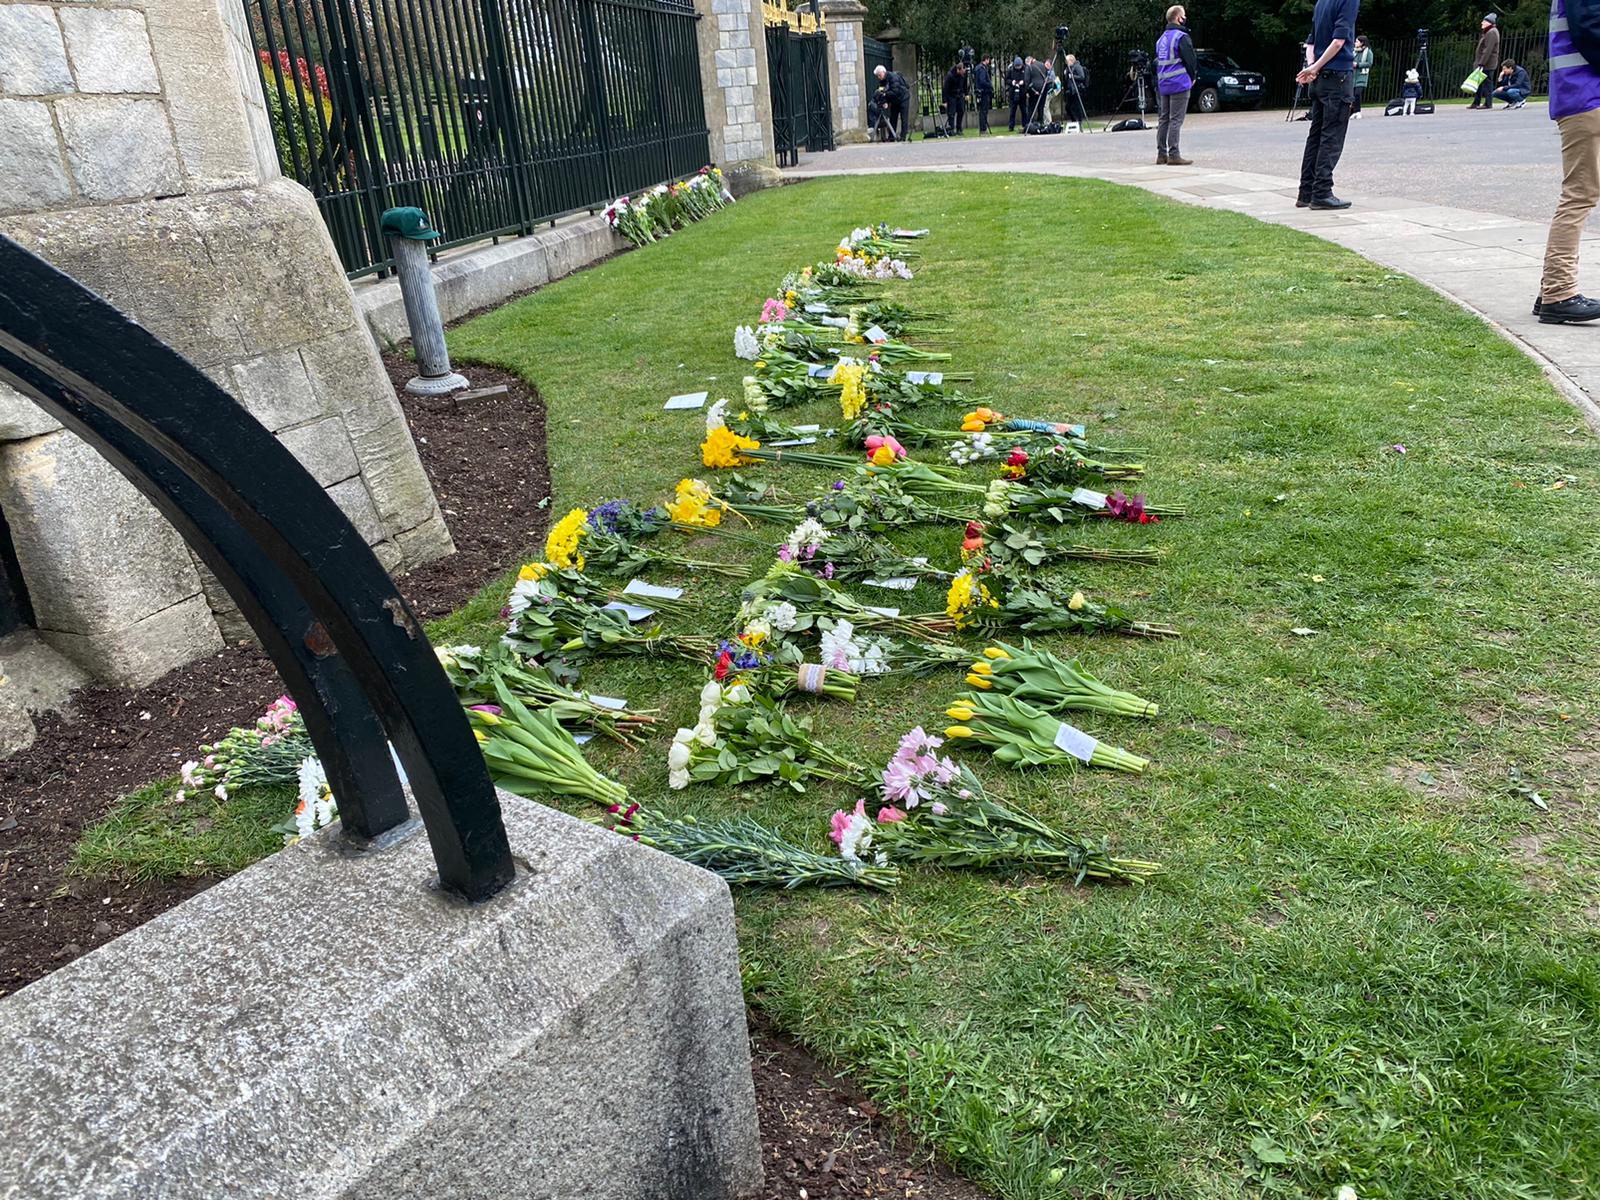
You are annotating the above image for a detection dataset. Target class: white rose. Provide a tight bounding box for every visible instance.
[725,683,751,704]
[700,680,723,706]
[668,768,690,790]
[673,726,696,745]
[694,722,717,747]
[667,741,691,770]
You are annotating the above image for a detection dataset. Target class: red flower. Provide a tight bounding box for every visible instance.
[1005,448,1029,467]
[714,650,732,680]
[965,519,984,538]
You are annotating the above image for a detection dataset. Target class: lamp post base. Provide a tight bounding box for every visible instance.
[404,371,469,395]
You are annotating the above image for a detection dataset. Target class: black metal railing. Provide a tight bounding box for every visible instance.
[0,236,515,903]
[766,22,832,166]
[248,0,711,278]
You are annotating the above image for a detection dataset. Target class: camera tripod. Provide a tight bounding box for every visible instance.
[1412,34,1435,108]
[1287,42,1314,120]
[1118,62,1153,124]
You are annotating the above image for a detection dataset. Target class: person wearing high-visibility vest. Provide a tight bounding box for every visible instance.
[1536,0,1600,322]
[1155,5,1199,165]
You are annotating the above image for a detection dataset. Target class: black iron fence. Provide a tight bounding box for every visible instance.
[248,0,711,278]
[913,31,1550,123]
[766,23,833,167]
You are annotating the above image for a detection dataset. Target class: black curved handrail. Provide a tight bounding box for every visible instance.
[0,236,514,902]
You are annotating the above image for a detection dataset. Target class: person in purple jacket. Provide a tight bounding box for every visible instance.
[1537,0,1600,322]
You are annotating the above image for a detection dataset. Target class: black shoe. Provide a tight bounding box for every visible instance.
[1533,297,1543,316]
[1538,294,1600,324]
[1309,195,1352,210]
[1295,196,1311,207]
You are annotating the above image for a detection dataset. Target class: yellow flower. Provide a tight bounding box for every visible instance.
[1068,590,1086,612]
[517,561,550,582]
[472,729,487,743]
[945,726,973,738]
[785,289,798,305]
[946,705,975,721]
[473,709,501,726]
[869,444,897,467]
[545,507,588,571]
[969,661,992,675]
[701,425,761,469]
[667,477,725,527]
[965,674,993,689]
[983,647,1010,660]
[960,419,985,433]
[835,361,867,421]
[946,570,1000,629]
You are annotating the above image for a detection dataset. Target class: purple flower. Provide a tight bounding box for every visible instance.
[832,480,847,491]
[586,499,630,533]
[469,704,503,716]
[778,544,793,562]
[822,562,835,580]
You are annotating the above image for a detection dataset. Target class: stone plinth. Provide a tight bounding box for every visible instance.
[0,0,453,691]
[822,0,868,139]
[695,0,776,166]
[0,792,764,1199]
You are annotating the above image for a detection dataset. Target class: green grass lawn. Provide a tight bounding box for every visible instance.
[86,172,1600,1197]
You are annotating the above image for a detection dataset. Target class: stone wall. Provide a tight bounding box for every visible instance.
[696,0,776,167]
[822,0,867,139]
[0,0,451,686]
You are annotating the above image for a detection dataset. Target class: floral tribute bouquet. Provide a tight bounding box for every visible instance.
[774,516,948,586]
[743,561,953,640]
[604,167,732,247]
[840,224,925,260]
[945,566,1178,639]
[942,692,1150,773]
[283,757,338,845]
[609,804,898,890]
[967,641,1159,719]
[469,682,629,805]
[503,570,714,664]
[177,695,312,802]
[546,501,748,579]
[818,618,972,677]
[667,688,876,793]
[438,642,659,745]
[963,520,1160,568]
[828,727,1159,883]
[775,265,879,312]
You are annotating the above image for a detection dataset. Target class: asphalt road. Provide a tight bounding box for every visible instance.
[798,102,1577,228]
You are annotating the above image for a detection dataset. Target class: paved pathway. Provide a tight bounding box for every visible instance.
[789,105,1600,430]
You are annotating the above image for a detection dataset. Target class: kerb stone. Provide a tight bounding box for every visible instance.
[0,793,764,1199]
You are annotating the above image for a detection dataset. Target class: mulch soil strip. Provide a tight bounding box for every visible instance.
[0,349,985,1195]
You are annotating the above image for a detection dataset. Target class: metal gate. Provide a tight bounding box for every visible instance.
[247,0,711,278]
[765,23,833,167]
[863,35,891,99]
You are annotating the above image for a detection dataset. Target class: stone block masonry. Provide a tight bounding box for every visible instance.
[696,0,775,167]
[822,0,868,139]
[0,0,452,689]
[0,793,764,1199]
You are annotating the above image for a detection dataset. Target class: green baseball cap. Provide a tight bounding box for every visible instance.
[380,206,442,241]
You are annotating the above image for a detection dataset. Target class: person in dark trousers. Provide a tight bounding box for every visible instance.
[1351,35,1372,117]
[1296,0,1360,209]
[1535,0,1600,322]
[873,64,912,141]
[975,55,994,133]
[1494,60,1532,107]
[1469,13,1502,108]
[1063,54,1088,124]
[1155,5,1198,165]
[1005,56,1026,130]
[942,62,967,135]
[1024,54,1047,128]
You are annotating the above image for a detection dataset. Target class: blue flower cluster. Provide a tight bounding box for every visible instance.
[718,639,766,670]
